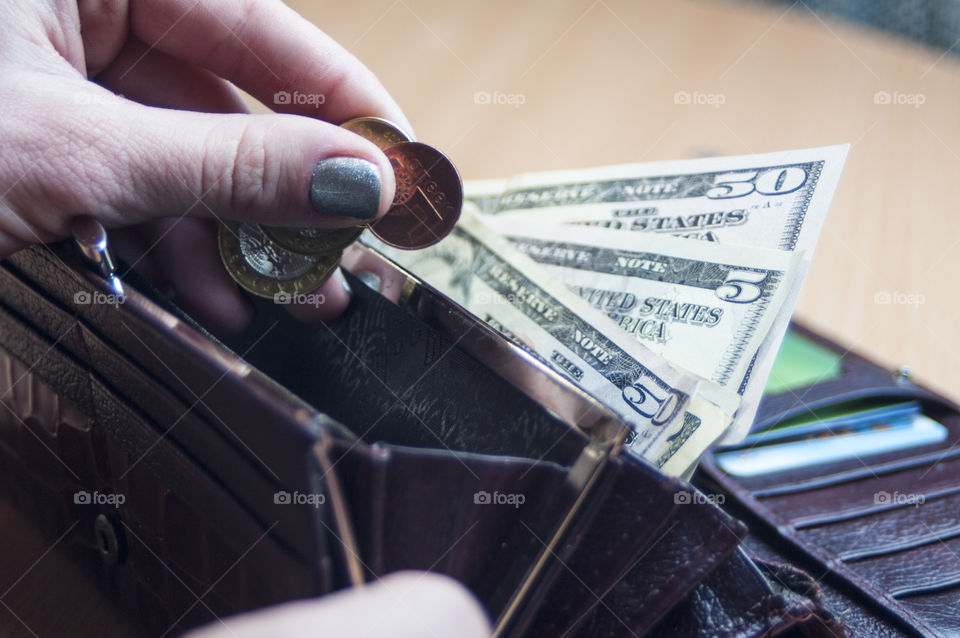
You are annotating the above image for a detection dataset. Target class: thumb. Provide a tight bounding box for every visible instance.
[184,572,491,638]
[2,85,395,245]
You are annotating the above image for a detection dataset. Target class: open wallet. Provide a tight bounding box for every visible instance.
[0,235,957,638]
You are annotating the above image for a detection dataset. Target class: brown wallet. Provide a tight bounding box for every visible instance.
[0,239,953,637]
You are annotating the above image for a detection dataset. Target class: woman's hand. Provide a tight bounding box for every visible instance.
[0,0,411,333]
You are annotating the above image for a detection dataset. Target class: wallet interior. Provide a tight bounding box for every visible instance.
[223,271,593,466]
[119,258,593,468]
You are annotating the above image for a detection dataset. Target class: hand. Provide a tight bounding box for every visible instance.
[184,572,491,638]
[0,0,411,333]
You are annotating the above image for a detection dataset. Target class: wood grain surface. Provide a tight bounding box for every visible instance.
[275,0,960,403]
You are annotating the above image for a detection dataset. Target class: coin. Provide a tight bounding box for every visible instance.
[218,221,340,299]
[341,116,412,149]
[259,224,364,255]
[369,142,462,250]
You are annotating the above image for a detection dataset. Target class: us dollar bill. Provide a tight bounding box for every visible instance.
[466,145,847,252]
[361,206,733,475]
[481,218,800,433]
[467,145,848,443]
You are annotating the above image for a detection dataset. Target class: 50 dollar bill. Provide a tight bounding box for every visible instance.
[466,145,846,252]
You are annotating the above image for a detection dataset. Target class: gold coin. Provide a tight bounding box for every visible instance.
[341,116,412,149]
[259,224,364,255]
[218,221,340,299]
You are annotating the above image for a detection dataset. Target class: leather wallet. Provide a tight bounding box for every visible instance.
[0,238,947,637]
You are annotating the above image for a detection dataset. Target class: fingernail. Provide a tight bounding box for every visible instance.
[355,270,382,292]
[338,268,353,295]
[310,157,381,220]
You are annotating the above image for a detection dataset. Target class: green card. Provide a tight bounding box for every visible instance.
[763,330,842,395]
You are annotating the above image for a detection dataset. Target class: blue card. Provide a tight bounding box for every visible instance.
[716,412,948,477]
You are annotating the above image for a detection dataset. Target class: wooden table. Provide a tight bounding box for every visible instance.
[281,0,960,403]
[4,1,959,635]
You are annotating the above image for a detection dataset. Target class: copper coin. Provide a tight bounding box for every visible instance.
[369,142,462,250]
[259,224,364,255]
[341,117,412,149]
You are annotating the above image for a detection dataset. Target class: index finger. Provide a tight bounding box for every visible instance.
[130,0,413,133]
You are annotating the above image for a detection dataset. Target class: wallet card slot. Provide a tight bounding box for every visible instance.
[845,535,960,598]
[797,490,960,560]
[748,443,960,497]
[755,455,960,527]
[892,577,960,599]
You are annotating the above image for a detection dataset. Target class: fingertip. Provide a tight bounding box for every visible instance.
[376,572,491,638]
[188,286,256,336]
[283,268,351,323]
[341,251,406,304]
[134,218,255,336]
[307,145,394,224]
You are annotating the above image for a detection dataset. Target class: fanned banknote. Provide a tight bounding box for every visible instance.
[362,208,732,475]
[467,145,848,442]
[465,146,846,250]
[480,219,801,439]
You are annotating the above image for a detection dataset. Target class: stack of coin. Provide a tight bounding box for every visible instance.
[219,117,463,299]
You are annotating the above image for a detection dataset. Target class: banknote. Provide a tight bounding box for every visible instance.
[466,145,847,251]
[467,145,848,442]
[361,206,732,474]
[482,219,800,422]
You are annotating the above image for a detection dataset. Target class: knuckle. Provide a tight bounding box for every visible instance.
[211,120,278,216]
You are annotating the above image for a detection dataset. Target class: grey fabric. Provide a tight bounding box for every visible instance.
[740,0,960,55]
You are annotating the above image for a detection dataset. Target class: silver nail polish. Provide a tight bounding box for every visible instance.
[355,270,382,292]
[310,157,381,220]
